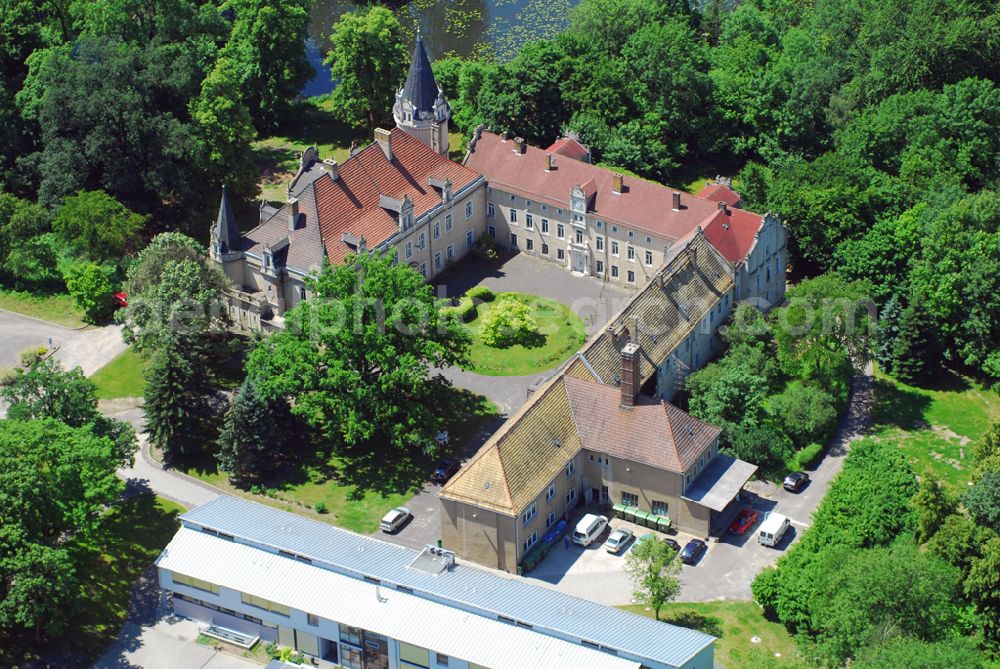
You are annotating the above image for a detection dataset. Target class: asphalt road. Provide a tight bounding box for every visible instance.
[0,307,127,375]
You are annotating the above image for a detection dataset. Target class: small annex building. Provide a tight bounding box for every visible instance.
[157,496,716,669]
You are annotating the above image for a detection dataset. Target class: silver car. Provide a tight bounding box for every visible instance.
[380,507,411,533]
[604,528,634,554]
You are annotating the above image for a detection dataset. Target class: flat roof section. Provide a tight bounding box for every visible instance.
[681,454,758,512]
[180,496,714,668]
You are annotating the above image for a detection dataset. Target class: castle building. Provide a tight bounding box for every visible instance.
[392,31,451,157]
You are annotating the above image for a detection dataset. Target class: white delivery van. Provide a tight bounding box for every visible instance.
[758,513,790,547]
[572,514,609,546]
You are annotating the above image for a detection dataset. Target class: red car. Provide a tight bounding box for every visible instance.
[113,292,128,308]
[729,509,760,535]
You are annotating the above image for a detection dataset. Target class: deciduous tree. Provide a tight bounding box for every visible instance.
[623,536,681,620]
[52,190,146,263]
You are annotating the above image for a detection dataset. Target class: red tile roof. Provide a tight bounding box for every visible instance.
[563,375,721,473]
[696,183,741,208]
[466,130,762,246]
[244,129,482,270]
[546,136,590,162]
[700,207,763,264]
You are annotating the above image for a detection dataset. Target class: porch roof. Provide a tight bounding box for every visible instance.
[681,453,758,512]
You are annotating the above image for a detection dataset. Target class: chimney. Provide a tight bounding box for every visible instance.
[287,198,299,231]
[672,192,682,211]
[718,201,728,213]
[620,342,641,408]
[612,173,624,194]
[500,131,508,141]
[513,137,525,154]
[545,153,556,171]
[374,128,393,161]
[322,158,339,181]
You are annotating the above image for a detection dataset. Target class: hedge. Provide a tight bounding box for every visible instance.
[467,286,496,302]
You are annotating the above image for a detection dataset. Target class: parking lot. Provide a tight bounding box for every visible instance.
[523,479,814,606]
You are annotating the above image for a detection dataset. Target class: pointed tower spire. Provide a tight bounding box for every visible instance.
[214,185,241,254]
[393,29,451,156]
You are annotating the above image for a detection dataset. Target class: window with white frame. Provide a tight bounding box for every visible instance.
[566,488,577,505]
[525,213,534,229]
[446,243,455,259]
[557,249,564,260]
[645,250,653,266]
[611,241,619,256]
[405,241,413,259]
[546,511,555,528]
[546,484,556,501]
[575,229,583,243]
[522,502,537,525]
[465,201,473,218]
[526,239,534,251]
[523,532,537,553]
[466,230,475,249]
[541,243,549,255]
[434,252,441,270]
[621,491,639,507]
[487,202,495,218]
[611,265,619,278]
[566,460,575,477]
[627,270,635,283]
[596,236,604,251]
[417,232,425,250]
[651,500,668,516]
[541,219,549,234]
[445,213,453,232]
[627,246,635,261]
[419,262,427,277]
[509,209,518,224]
[557,223,565,238]
[596,260,604,274]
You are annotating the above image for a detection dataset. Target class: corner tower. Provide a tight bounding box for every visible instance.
[209,185,245,286]
[393,31,450,156]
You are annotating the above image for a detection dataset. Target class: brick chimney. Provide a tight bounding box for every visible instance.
[287,198,299,231]
[620,342,641,408]
[672,192,682,211]
[374,128,393,161]
[718,201,728,214]
[513,137,526,154]
[612,173,624,194]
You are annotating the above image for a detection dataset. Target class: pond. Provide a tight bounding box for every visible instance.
[302,0,578,96]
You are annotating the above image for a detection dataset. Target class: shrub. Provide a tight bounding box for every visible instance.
[264,642,280,659]
[64,261,114,323]
[314,501,328,514]
[472,235,498,260]
[467,286,495,302]
[19,346,47,367]
[0,367,19,386]
[441,297,478,324]
[792,442,824,470]
[480,296,539,348]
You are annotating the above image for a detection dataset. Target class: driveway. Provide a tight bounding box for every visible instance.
[0,308,126,375]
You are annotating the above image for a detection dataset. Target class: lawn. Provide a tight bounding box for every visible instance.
[620,600,806,669]
[186,389,499,534]
[91,347,147,399]
[0,287,86,328]
[0,494,183,669]
[461,292,586,376]
[870,368,1000,492]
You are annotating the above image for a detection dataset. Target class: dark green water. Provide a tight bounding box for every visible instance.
[302,0,577,96]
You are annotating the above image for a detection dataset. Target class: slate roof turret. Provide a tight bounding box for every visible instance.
[215,185,241,253]
[401,31,440,117]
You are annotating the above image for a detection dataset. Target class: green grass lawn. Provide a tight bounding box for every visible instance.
[461,292,586,376]
[870,368,1000,492]
[186,389,498,534]
[91,348,147,399]
[0,288,86,328]
[620,601,806,669]
[0,494,183,668]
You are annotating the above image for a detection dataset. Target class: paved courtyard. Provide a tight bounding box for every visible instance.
[0,308,127,375]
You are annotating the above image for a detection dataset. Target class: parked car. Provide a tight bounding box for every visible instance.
[572,514,608,546]
[604,528,634,554]
[679,539,707,565]
[379,507,411,533]
[758,513,791,547]
[113,292,128,308]
[783,471,810,493]
[729,509,760,535]
[663,538,681,553]
[432,459,460,483]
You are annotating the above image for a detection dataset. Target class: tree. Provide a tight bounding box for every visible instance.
[911,477,956,544]
[64,262,113,323]
[890,295,939,382]
[926,513,982,575]
[188,57,259,204]
[874,293,904,371]
[51,190,146,263]
[973,419,1000,475]
[0,357,137,467]
[0,540,76,641]
[0,191,50,282]
[480,296,539,348]
[246,250,470,491]
[118,233,231,353]
[325,7,407,130]
[964,537,1000,645]
[809,542,960,665]
[965,471,1000,533]
[623,536,681,620]
[216,379,286,485]
[144,341,211,464]
[769,381,838,449]
[219,0,311,130]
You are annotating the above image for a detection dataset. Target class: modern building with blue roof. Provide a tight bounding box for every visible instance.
[157,496,714,669]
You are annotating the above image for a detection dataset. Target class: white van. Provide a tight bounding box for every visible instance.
[572,514,609,546]
[758,513,790,547]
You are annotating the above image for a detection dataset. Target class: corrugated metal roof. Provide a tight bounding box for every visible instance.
[180,496,714,668]
[159,528,639,669]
